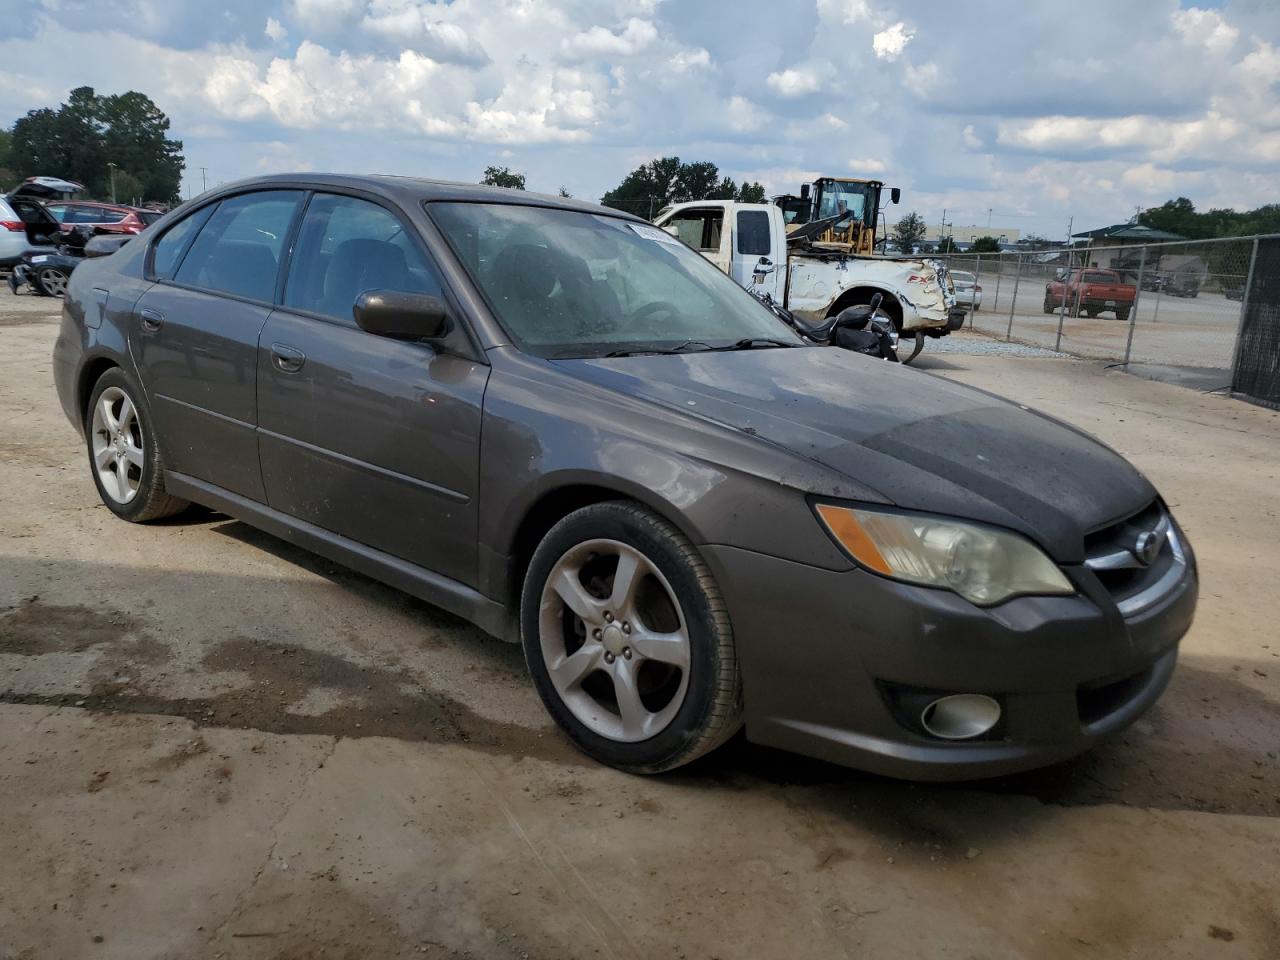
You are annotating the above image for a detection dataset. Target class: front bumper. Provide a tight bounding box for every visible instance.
[702,533,1197,781]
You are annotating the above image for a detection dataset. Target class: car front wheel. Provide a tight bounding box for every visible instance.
[86,368,189,522]
[521,501,742,773]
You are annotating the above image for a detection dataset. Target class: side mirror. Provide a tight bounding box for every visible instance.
[890,187,901,204]
[754,256,776,275]
[353,290,449,340]
[660,224,678,237]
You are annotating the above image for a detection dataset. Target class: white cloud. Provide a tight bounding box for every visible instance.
[903,61,937,96]
[766,65,825,97]
[847,156,886,173]
[668,47,711,72]
[289,0,363,30]
[816,0,872,24]
[962,124,982,149]
[264,17,287,42]
[1172,8,1239,56]
[361,6,490,66]
[1121,163,1181,194]
[561,18,658,58]
[872,22,912,60]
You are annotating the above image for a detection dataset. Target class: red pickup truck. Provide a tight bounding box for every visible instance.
[1044,269,1136,321]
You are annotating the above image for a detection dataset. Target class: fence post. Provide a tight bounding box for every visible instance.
[1055,249,1072,352]
[1006,254,1023,340]
[974,254,983,318]
[1123,245,1147,365]
[992,255,1004,311]
[1228,237,1261,392]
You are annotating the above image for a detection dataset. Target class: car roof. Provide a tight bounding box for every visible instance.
[196,173,645,222]
[53,200,133,212]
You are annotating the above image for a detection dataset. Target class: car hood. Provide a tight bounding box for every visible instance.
[558,347,1155,562]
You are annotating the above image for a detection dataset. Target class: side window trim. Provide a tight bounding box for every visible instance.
[162,190,305,307]
[147,201,218,282]
[274,189,315,306]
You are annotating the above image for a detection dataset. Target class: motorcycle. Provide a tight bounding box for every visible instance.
[754,289,901,361]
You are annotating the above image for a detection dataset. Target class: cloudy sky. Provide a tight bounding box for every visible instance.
[3,0,1278,236]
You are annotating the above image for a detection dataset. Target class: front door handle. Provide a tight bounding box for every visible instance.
[139,307,164,332]
[270,342,306,374]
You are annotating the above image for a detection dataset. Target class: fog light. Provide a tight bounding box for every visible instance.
[919,694,1001,740]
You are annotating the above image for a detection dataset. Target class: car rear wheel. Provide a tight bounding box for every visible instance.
[1116,307,1131,322]
[35,266,69,298]
[1043,295,1055,314]
[86,368,189,523]
[521,501,742,773]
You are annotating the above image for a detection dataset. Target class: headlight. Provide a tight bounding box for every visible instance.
[814,503,1073,606]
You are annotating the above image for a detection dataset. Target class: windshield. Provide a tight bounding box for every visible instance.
[815,181,871,223]
[952,271,974,283]
[429,202,802,358]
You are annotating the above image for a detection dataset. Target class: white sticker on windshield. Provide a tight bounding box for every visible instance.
[629,223,681,245]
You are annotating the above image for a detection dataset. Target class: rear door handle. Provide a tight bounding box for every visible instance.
[270,342,306,374]
[139,307,164,332]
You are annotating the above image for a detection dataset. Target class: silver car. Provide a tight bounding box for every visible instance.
[0,195,58,269]
[951,270,983,311]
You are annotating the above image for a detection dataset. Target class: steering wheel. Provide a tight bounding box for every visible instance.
[629,300,680,323]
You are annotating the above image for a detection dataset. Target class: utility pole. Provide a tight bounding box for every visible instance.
[987,207,992,230]
[107,162,117,204]
[200,167,208,193]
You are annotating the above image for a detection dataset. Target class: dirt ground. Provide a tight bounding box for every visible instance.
[1,298,1278,960]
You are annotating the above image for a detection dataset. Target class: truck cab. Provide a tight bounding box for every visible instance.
[654,200,958,349]
[660,201,783,300]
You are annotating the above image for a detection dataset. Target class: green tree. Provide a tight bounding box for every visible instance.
[891,211,927,253]
[601,157,767,217]
[9,86,184,202]
[1139,197,1280,240]
[0,128,14,191]
[480,165,526,190]
[970,235,1001,253]
[936,236,959,253]
[557,185,572,198]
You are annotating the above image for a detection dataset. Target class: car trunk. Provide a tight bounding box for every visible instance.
[6,197,62,247]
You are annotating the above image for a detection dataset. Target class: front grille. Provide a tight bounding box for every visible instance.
[1083,501,1186,617]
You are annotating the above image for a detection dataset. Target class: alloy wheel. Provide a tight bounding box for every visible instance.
[90,386,143,504]
[38,268,69,297]
[538,539,691,742]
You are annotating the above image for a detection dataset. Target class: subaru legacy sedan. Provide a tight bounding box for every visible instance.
[52,175,1197,778]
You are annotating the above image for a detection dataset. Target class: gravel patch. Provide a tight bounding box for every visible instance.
[924,331,1065,358]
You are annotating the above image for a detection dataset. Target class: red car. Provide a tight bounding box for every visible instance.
[44,201,160,235]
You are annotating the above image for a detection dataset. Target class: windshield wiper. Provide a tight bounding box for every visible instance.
[703,338,801,352]
[602,340,715,358]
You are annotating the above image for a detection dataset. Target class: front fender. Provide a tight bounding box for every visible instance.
[475,351,858,605]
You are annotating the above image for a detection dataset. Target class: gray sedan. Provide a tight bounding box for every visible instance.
[52,175,1197,778]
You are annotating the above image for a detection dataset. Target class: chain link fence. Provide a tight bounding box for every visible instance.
[926,236,1278,404]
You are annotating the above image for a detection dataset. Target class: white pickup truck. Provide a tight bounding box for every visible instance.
[653,200,961,361]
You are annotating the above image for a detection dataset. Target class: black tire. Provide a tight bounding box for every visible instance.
[1043,296,1055,314]
[34,266,70,298]
[1116,307,1131,322]
[85,367,189,523]
[1086,309,1099,319]
[520,501,742,773]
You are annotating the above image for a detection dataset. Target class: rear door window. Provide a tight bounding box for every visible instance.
[151,204,216,279]
[174,191,303,302]
[283,193,442,324]
[735,210,771,255]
